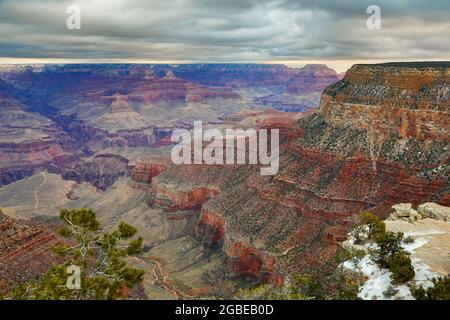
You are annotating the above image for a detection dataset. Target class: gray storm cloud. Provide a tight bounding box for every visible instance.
[0,0,449,63]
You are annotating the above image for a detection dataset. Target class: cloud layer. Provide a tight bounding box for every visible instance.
[0,0,449,67]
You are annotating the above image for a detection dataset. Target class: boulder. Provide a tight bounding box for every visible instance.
[417,203,450,222]
[392,203,414,217]
[389,203,422,222]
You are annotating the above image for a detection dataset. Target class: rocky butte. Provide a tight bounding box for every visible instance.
[286,64,343,94]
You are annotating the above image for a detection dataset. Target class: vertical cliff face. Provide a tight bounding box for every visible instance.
[129,159,168,189]
[321,63,450,140]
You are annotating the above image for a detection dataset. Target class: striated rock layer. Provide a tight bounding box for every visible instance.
[0,211,61,293]
[287,64,342,94]
[321,63,449,141]
[0,94,76,186]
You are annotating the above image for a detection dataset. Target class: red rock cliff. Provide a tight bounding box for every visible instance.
[0,211,61,293]
[321,63,449,141]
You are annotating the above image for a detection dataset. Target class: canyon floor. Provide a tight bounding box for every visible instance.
[0,170,237,298]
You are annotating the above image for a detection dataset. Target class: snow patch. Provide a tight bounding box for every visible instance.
[405,229,447,237]
[403,237,428,254]
[343,231,438,300]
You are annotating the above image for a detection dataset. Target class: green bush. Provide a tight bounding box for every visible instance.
[403,236,414,244]
[359,211,380,224]
[234,284,284,300]
[383,285,399,298]
[356,211,386,241]
[388,252,415,283]
[352,225,367,244]
[410,277,450,300]
[369,226,416,284]
[371,221,386,240]
[294,274,326,300]
[372,231,404,268]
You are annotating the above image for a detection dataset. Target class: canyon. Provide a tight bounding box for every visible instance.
[0,62,448,299]
[0,63,336,188]
[137,62,448,284]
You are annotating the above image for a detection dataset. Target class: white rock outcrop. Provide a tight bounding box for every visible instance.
[417,202,450,222]
[342,202,450,300]
[389,203,422,222]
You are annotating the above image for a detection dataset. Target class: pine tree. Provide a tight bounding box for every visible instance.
[5,208,144,300]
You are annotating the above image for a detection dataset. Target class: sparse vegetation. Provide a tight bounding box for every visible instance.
[234,282,308,300]
[351,212,386,244]
[352,211,415,284]
[371,230,415,283]
[372,231,405,268]
[235,249,361,300]
[410,277,450,300]
[388,252,415,283]
[383,285,399,298]
[403,236,415,244]
[360,211,386,240]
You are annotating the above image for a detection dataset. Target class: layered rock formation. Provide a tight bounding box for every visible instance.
[0,210,61,293]
[0,63,346,176]
[254,64,342,112]
[171,64,296,87]
[129,159,168,189]
[321,63,450,141]
[417,202,450,221]
[62,153,131,190]
[128,71,241,103]
[286,64,342,94]
[389,202,450,222]
[146,62,449,283]
[0,93,76,186]
[98,93,148,131]
[0,64,258,154]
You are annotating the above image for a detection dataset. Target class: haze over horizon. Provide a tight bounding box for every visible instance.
[0,0,449,72]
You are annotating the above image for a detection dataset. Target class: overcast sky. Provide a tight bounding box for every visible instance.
[0,0,449,71]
